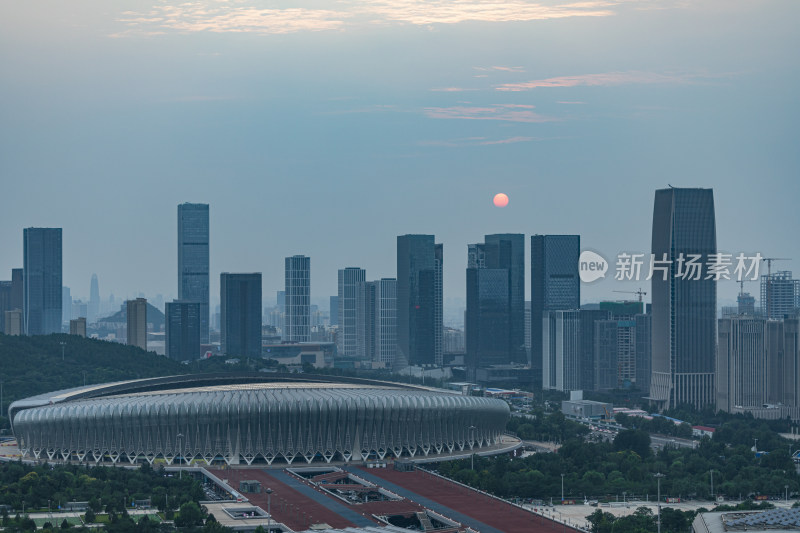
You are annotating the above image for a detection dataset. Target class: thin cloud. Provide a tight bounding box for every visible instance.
[474,66,526,73]
[495,71,703,91]
[116,4,347,35]
[114,0,623,36]
[430,87,479,92]
[419,136,540,147]
[424,104,553,123]
[364,0,617,25]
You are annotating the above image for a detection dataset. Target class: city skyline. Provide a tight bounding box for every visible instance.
[1,1,798,309]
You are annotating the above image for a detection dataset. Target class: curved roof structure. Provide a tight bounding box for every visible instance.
[10,373,510,466]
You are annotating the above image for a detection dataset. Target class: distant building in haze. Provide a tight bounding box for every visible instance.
[166,300,201,361]
[396,235,443,368]
[70,317,87,337]
[126,298,147,350]
[531,235,580,388]
[11,268,23,313]
[284,256,310,342]
[221,273,262,357]
[650,187,717,409]
[61,287,71,323]
[0,281,11,332]
[178,203,210,343]
[23,227,62,335]
[88,274,100,324]
[329,295,339,327]
[337,267,366,358]
[761,271,799,319]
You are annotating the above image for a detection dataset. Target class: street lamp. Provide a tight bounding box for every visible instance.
[266,488,273,532]
[176,433,184,479]
[654,473,665,533]
[59,341,66,361]
[469,426,477,471]
[786,485,789,503]
[561,473,565,502]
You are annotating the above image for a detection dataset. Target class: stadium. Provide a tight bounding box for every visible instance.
[9,373,511,466]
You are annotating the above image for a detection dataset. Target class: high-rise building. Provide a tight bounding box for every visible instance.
[88,274,100,324]
[356,280,376,362]
[4,309,23,335]
[484,234,526,363]
[62,286,72,324]
[466,235,525,372]
[277,291,286,313]
[542,309,609,392]
[466,266,510,371]
[716,317,800,412]
[374,278,397,366]
[761,271,800,319]
[23,228,62,335]
[396,235,443,368]
[178,203,209,343]
[166,300,201,361]
[593,301,651,392]
[635,314,652,393]
[285,256,310,342]
[434,243,444,366]
[737,292,756,316]
[221,273,262,357]
[337,267,366,358]
[330,295,339,327]
[531,235,580,388]
[650,187,717,409]
[0,281,11,332]
[69,317,87,337]
[524,301,532,360]
[11,268,23,312]
[126,298,148,350]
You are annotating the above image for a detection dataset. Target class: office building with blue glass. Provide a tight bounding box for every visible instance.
[23,228,62,335]
[178,203,209,343]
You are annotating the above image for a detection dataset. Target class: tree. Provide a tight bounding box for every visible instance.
[61,519,71,529]
[613,429,651,459]
[175,502,204,527]
[84,509,95,524]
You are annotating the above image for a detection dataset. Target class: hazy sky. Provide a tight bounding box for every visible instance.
[1,0,798,313]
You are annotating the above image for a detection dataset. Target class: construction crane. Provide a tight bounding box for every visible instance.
[612,288,647,303]
[761,257,791,319]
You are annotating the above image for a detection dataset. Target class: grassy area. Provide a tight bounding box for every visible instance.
[131,514,162,524]
[33,516,83,527]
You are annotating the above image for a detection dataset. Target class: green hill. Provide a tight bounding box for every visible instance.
[0,333,183,430]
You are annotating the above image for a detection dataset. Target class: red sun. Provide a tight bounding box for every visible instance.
[493,193,509,208]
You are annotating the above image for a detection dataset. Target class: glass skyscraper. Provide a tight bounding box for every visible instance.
[650,187,717,409]
[337,267,366,358]
[221,273,262,357]
[166,300,201,361]
[531,235,580,388]
[466,234,525,372]
[396,235,443,368]
[284,256,310,342]
[178,203,209,343]
[23,227,62,335]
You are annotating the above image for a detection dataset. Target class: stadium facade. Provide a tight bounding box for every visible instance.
[9,374,510,466]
